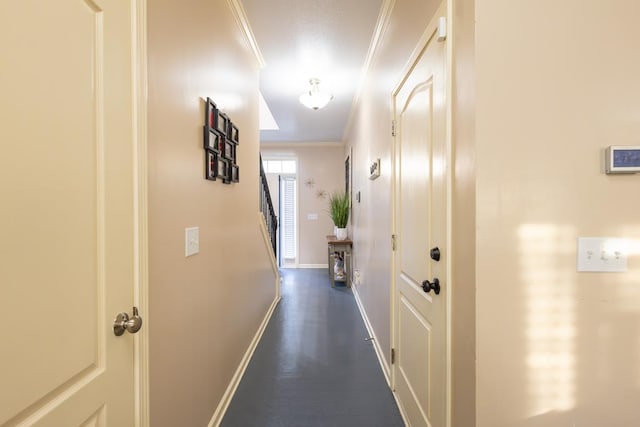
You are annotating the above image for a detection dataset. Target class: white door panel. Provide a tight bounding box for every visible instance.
[392,3,448,426]
[0,1,140,425]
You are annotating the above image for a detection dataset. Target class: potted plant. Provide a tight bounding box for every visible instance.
[329,190,350,240]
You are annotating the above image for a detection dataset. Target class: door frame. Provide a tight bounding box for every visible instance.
[389,2,453,425]
[262,155,299,268]
[133,1,150,425]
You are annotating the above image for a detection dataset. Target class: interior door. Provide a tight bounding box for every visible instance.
[280,176,297,267]
[0,1,141,425]
[392,5,448,427]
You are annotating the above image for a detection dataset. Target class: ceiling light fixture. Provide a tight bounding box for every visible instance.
[299,78,334,110]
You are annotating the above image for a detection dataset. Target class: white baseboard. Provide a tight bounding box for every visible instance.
[258,214,280,291]
[208,293,281,427]
[208,214,282,426]
[352,284,391,387]
[297,264,329,269]
[353,285,410,427]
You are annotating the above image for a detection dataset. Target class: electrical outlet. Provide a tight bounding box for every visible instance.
[354,270,362,285]
[185,227,199,257]
[577,237,628,272]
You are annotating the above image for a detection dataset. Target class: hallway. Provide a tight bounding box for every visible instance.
[221,269,404,426]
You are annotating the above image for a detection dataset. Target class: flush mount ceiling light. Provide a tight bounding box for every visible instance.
[299,78,334,110]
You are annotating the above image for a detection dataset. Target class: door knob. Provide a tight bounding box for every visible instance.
[430,246,441,261]
[113,306,143,336]
[421,278,440,295]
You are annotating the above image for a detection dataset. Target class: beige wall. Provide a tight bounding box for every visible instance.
[348,0,640,426]
[475,1,640,426]
[348,1,477,423]
[261,145,345,266]
[451,0,477,425]
[345,0,441,373]
[147,1,277,425]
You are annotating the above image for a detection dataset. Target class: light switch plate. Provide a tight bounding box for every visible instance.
[307,213,318,220]
[577,237,628,272]
[185,227,199,257]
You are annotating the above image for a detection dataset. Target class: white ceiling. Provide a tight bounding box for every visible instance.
[242,0,384,144]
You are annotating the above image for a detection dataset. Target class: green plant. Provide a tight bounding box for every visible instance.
[328,190,350,228]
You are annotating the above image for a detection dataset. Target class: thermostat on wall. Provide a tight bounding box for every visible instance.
[605,146,640,174]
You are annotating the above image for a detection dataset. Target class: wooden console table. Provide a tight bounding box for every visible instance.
[326,235,353,288]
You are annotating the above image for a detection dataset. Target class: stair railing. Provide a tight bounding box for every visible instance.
[259,155,278,256]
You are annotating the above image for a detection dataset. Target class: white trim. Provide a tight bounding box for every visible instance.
[352,285,391,385]
[260,141,344,148]
[297,264,329,269]
[258,213,281,297]
[353,284,410,426]
[390,3,452,426]
[294,173,300,268]
[132,1,149,426]
[445,3,454,426]
[207,214,281,426]
[207,293,281,427]
[226,0,265,68]
[342,0,396,142]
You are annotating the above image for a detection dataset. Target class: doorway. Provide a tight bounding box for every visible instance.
[262,157,298,267]
[0,1,146,425]
[391,4,450,426]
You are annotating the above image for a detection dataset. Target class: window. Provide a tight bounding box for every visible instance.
[263,159,296,174]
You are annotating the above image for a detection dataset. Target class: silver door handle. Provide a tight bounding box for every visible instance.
[113,306,142,336]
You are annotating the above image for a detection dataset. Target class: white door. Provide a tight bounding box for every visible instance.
[392,5,448,427]
[0,1,142,425]
[280,176,297,267]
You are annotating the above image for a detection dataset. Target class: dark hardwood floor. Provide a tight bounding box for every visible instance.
[221,268,404,427]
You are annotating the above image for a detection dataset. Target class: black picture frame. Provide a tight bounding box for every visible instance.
[216,112,229,136]
[223,139,235,161]
[205,149,218,181]
[228,122,239,144]
[203,98,240,185]
[231,164,240,183]
[204,126,222,152]
[217,134,225,153]
[217,157,231,184]
[205,98,218,129]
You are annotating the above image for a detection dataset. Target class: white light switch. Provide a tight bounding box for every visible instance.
[185,227,199,257]
[307,213,318,220]
[577,237,628,272]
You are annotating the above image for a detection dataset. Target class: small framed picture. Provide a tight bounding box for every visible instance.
[217,112,229,136]
[228,122,239,144]
[205,150,218,181]
[205,98,218,129]
[217,157,231,184]
[231,164,240,183]
[216,134,225,153]
[223,139,235,161]
[204,126,222,152]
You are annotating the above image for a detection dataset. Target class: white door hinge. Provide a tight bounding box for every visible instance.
[437,17,447,41]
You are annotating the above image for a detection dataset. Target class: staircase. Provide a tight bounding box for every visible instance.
[259,155,277,256]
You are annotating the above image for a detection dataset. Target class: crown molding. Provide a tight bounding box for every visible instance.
[342,0,396,141]
[260,141,344,149]
[227,0,266,68]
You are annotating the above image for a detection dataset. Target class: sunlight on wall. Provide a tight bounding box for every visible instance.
[520,224,577,416]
